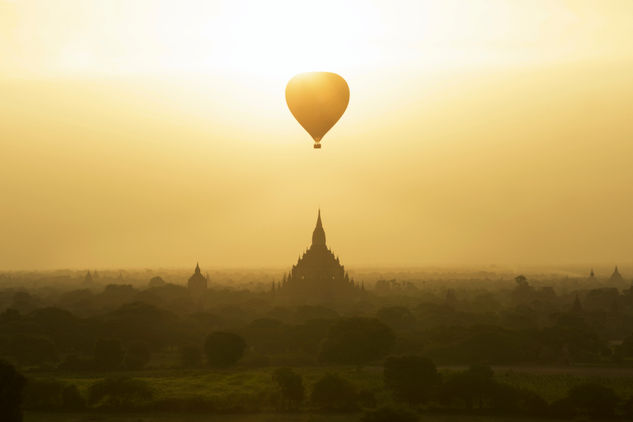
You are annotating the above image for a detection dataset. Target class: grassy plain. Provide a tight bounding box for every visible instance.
[29,365,633,405]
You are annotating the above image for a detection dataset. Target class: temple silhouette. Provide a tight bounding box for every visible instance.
[610,266,623,282]
[188,262,207,295]
[273,210,363,303]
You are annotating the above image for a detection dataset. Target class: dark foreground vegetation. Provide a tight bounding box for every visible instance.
[6,359,633,421]
[2,268,633,420]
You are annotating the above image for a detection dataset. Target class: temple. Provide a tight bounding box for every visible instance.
[274,210,363,303]
[610,266,623,282]
[188,262,208,295]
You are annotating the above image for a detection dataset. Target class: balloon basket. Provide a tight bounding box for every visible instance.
[313,144,321,149]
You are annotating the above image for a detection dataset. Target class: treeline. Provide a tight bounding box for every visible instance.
[2,299,633,370]
[4,358,633,420]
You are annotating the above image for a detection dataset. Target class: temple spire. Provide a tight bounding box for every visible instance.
[610,266,623,281]
[572,293,583,313]
[195,262,201,274]
[311,209,326,247]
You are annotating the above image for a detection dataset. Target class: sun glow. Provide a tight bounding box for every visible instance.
[206,1,385,79]
[4,0,632,80]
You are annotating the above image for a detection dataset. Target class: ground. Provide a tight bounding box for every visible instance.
[24,413,563,422]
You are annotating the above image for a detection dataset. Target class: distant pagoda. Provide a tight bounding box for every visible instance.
[274,210,362,303]
[610,266,623,282]
[188,262,208,295]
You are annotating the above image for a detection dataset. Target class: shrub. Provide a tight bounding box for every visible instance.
[567,382,620,418]
[152,396,215,412]
[57,354,93,371]
[87,377,153,409]
[311,373,357,411]
[272,367,304,410]
[440,364,496,410]
[23,378,64,410]
[61,384,85,410]
[438,364,547,416]
[383,355,440,405]
[23,378,85,411]
[204,332,247,368]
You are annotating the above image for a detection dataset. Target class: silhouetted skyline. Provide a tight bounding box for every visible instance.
[274,210,363,303]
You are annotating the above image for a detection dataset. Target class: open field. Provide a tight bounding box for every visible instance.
[26,365,633,405]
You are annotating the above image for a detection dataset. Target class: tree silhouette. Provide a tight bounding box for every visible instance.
[93,338,123,370]
[272,367,304,410]
[384,355,440,405]
[204,332,246,368]
[319,318,395,366]
[179,343,202,368]
[0,360,26,422]
[310,373,357,411]
[123,341,151,370]
[567,382,620,418]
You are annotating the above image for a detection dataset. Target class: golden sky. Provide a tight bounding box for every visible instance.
[1,0,633,270]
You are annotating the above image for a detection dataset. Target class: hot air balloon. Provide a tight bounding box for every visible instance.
[285,72,349,149]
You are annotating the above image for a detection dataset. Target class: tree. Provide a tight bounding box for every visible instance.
[272,367,305,410]
[376,306,416,330]
[180,343,202,368]
[61,384,85,410]
[384,355,440,405]
[93,338,123,370]
[23,378,65,410]
[148,276,166,288]
[319,318,395,366]
[101,302,181,349]
[123,341,151,370]
[23,379,85,411]
[567,382,620,418]
[0,360,26,422]
[310,373,357,411]
[441,364,496,410]
[620,331,633,357]
[203,332,246,368]
[8,335,58,366]
[87,377,153,409]
[512,275,534,304]
[242,318,288,354]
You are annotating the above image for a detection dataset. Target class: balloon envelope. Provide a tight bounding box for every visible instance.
[285,72,349,148]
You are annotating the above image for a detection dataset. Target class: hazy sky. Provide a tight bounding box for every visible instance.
[1,0,633,270]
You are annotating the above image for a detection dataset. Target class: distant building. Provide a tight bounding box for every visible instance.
[83,271,93,284]
[572,293,583,313]
[148,276,166,288]
[610,266,623,282]
[188,263,208,295]
[275,210,362,303]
